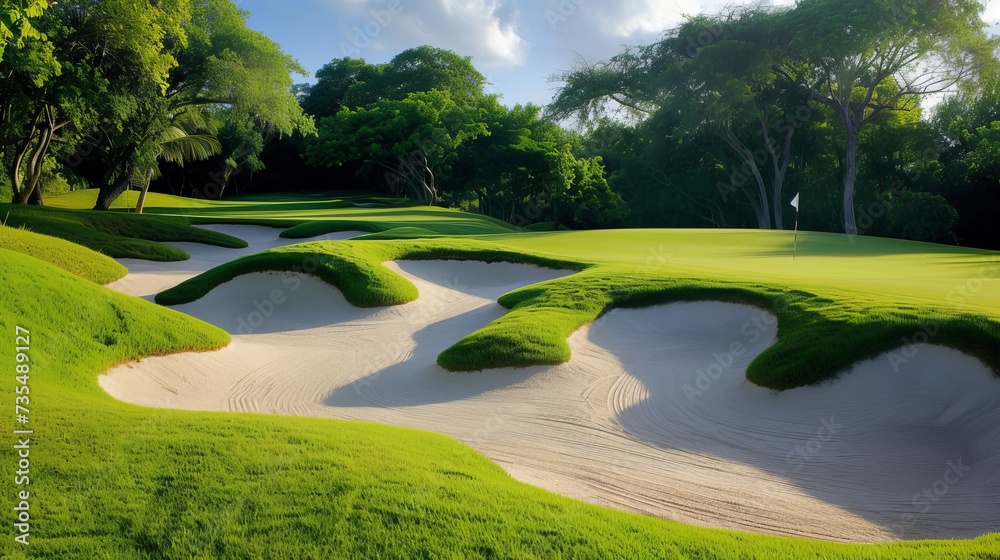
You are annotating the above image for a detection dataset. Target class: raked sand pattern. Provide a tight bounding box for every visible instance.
[100,226,1000,543]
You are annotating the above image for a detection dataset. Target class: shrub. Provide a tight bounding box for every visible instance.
[887,191,959,244]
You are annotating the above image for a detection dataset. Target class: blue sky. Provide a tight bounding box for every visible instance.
[238,0,1000,108]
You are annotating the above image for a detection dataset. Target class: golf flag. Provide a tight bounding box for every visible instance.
[790,193,800,210]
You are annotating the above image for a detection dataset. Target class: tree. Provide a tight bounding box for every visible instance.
[91,0,313,209]
[374,46,486,106]
[887,191,959,243]
[451,99,557,221]
[299,57,377,119]
[300,47,488,115]
[1,0,188,206]
[931,81,1000,249]
[782,0,997,234]
[549,7,807,230]
[134,112,222,213]
[307,90,486,205]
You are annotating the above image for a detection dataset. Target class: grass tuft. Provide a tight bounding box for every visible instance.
[0,224,127,283]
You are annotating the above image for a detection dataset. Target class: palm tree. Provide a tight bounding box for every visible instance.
[133,114,221,214]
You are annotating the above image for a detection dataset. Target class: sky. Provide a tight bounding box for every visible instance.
[237,0,1000,109]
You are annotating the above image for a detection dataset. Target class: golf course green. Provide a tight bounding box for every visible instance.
[2,191,998,558]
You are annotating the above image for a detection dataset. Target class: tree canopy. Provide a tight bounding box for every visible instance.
[3,2,1000,248]
[0,0,313,209]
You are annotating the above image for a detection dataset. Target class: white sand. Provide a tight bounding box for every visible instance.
[99,225,1000,543]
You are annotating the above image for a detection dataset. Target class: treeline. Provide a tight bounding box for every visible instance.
[3,0,999,249]
[549,0,1000,249]
[287,46,623,229]
[0,0,312,212]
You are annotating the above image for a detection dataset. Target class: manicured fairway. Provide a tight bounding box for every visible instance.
[46,189,519,237]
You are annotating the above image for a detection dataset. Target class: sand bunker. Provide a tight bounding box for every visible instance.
[99,225,1000,543]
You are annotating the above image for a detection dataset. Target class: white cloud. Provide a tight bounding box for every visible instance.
[321,0,527,67]
[581,0,701,37]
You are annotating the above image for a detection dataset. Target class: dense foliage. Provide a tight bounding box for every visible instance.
[3,0,999,246]
[0,0,313,211]
[551,2,1000,248]
[298,47,622,228]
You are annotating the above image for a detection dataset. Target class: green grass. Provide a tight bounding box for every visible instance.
[278,211,517,238]
[155,239,584,308]
[0,224,127,284]
[521,221,565,231]
[47,189,417,213]
[4,234,1000,558]
[158,231,1000,390]
[0,204,247,261]
[47,189,518,238]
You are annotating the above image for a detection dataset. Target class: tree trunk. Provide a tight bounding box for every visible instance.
[11,107,57,205]
[135,175,152,214]
[94,175,130,210]
[719,129,772,229]
[27,186,43,205]
[764,117,795,231]
[421,159,437,206]
[549,183,562,229]
[843,119,859,235]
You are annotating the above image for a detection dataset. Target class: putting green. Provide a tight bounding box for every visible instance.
[489,229,1000,314]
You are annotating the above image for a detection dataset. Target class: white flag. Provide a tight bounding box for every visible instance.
[790,193,800,210]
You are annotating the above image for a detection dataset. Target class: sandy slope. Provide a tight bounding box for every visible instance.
[100,226,1000,543]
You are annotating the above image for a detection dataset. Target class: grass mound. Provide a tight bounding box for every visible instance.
[0,204,247,261]
[352,226,444,240]
[0,224,127,284]
[156,239,583,307]
[522,221,565,231]
[48,190,518,241]
[5,241,1000,558]
[157,235,1000,391]
[279,211,517,239]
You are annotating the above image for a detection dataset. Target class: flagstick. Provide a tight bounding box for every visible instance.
[792,207,800,261]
